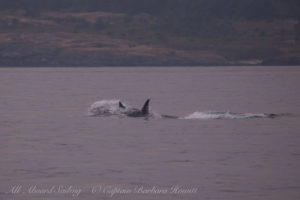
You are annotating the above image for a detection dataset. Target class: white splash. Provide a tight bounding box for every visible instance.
[88,99,157,117]
[88,99,123,116]
[184,111,273,119]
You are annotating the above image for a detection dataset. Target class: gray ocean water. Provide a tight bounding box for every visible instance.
[0,66,300,200]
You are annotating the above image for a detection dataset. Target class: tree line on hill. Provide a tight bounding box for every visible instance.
[1,0,300,37]
[1,0,300,20]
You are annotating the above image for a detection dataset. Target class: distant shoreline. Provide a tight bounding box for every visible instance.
[1,10,300,67]
[1,64,300,68]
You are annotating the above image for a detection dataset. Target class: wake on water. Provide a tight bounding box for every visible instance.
[88,99,280,120]
[184,111,276,119]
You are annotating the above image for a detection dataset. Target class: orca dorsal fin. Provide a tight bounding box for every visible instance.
[119,101,126,109]
[141,99,150,115]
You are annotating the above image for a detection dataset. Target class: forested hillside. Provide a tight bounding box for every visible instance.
[0,0,300,66]
[1,0,300,19]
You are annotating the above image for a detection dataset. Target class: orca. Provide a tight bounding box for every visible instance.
[119,99,150,117]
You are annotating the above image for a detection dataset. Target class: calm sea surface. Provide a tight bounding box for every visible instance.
[0,66,300,200]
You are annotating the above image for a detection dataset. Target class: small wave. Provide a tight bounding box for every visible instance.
[184,111,277,120]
